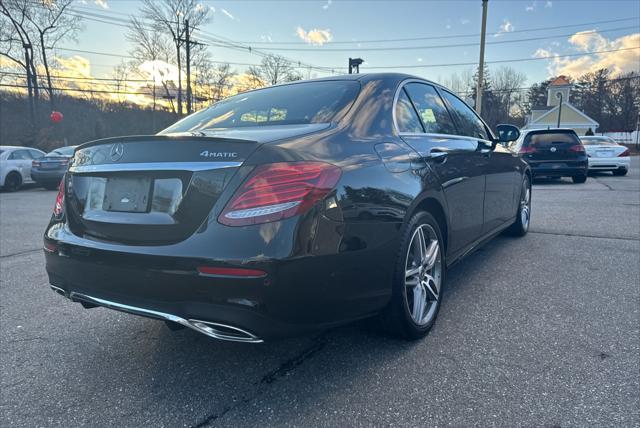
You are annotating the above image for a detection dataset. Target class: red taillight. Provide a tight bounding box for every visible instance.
[569,144,585,153]
[618,148,630,157]
[219,161,341,226]
[519,146,537,154]
[32,160,41,168]
[53,178,65,217]
[197,266,267,278]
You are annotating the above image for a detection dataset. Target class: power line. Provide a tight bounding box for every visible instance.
[360,47,640,69]
[237,26,637,52]
[233,17,640,45]
[1,71,152,83]
[39,45,640,72]
[65,8,338,74]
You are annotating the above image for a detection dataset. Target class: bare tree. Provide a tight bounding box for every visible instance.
[248,54,302,86]
[112,61,130,105]
[0,0,39,126]
[492,66,527,122]
[126,16,174,121]
[210,63,236,102]
[140,0,211,116]
[24,0,82,109]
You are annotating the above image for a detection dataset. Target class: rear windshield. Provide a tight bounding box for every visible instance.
[580,137,616,145]
[161,81,360,133]
[47,146,76,156]
[525,132,580,147]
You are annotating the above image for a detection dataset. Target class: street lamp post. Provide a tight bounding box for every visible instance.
[556,92,563,128]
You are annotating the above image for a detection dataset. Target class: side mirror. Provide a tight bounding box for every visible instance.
[495,124,520,144]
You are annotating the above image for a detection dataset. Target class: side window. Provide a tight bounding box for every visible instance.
[8,150,30,160]
[404,83,456,135]
[29,150,44,159]
[440,90,490,140]
[395,89,423,133]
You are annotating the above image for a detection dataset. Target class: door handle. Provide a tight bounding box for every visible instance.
[428,147,448,163]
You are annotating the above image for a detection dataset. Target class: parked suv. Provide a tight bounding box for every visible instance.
[513,129,588,183]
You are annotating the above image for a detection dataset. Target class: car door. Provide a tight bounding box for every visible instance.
[8,150,32,181]
[438,90,519,234]
[396,82,486,255]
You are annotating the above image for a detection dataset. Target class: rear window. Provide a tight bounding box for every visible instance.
[47,146,76,156]
[525,132,580,147]
[581,137,616,145]
[161,81,360,133]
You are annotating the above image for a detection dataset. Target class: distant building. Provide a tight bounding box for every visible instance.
[524,76,599,135]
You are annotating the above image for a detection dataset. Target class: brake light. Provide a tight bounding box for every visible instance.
[519,146,537,154]
[32,160,41,168]
[569,144,585,153]
[619,148,630,157]
[53,178,65,218]
[219,161,342,226]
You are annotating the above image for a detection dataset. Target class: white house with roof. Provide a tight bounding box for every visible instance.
[524,76,599,136]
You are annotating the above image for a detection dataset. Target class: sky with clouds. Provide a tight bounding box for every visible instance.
[55,0,639,86]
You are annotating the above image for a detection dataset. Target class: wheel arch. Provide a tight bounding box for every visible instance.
[409,196,449,254]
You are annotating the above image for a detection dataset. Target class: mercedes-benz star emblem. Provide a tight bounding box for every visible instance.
[110,143,124,161]
[550,147,557,152]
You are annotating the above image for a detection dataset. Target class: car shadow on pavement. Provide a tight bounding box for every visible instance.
[54,235,511,426]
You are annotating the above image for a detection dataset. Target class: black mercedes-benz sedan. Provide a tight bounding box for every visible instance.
[44,73,530,343]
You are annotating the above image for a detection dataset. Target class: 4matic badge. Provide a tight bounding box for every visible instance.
[200,151,238,158]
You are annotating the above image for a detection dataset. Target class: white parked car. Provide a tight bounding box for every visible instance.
[580,136,631,176]
[0,146,46,191]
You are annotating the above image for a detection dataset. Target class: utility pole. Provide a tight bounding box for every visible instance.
[179,20,205,115]
[556,92,563,128]
[185,19,192,114]
[475,0,488,115]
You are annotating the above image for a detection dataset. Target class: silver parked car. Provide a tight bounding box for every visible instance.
[0,146,46,191]
[580,136,631,176]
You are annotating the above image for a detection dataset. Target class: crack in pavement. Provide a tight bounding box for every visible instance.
[189,336,327,428]
[0,248,42,259]
[529,230,639,242]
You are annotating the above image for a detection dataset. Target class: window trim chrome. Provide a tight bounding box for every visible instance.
[69,161,243,174]
[392,78,494,142]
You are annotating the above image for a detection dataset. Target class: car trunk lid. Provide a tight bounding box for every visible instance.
[65,135,258,245]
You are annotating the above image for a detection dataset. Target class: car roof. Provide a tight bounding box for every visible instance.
[1,146,26,151]
[259,72,444,90]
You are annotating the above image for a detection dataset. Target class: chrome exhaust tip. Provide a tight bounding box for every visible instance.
[50,285,67,297]
[62,291,263,343]
[187,319,263,343]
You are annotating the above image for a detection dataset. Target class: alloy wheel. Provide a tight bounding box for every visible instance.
[404,224,442,326]
[520,179,531,231]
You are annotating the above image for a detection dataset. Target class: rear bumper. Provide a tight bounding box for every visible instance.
[31,169,65,183]
[44,221,397,342]
[588,157,630,170]
[529,160,588,177]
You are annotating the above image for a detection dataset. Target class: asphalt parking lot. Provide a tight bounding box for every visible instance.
[1,158,638,427]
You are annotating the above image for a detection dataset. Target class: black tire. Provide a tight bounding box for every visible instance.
[572,174,587,183]
[505,175,531,237]
[3,172,22,192]
[380,211,445,340]
[613,168,628,176]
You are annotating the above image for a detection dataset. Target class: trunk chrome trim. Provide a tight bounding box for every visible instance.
[69,161,242,173]
[65,291,263,343]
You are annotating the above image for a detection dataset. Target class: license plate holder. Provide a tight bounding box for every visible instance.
[103,177,151,213]
[597,151,613,158]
